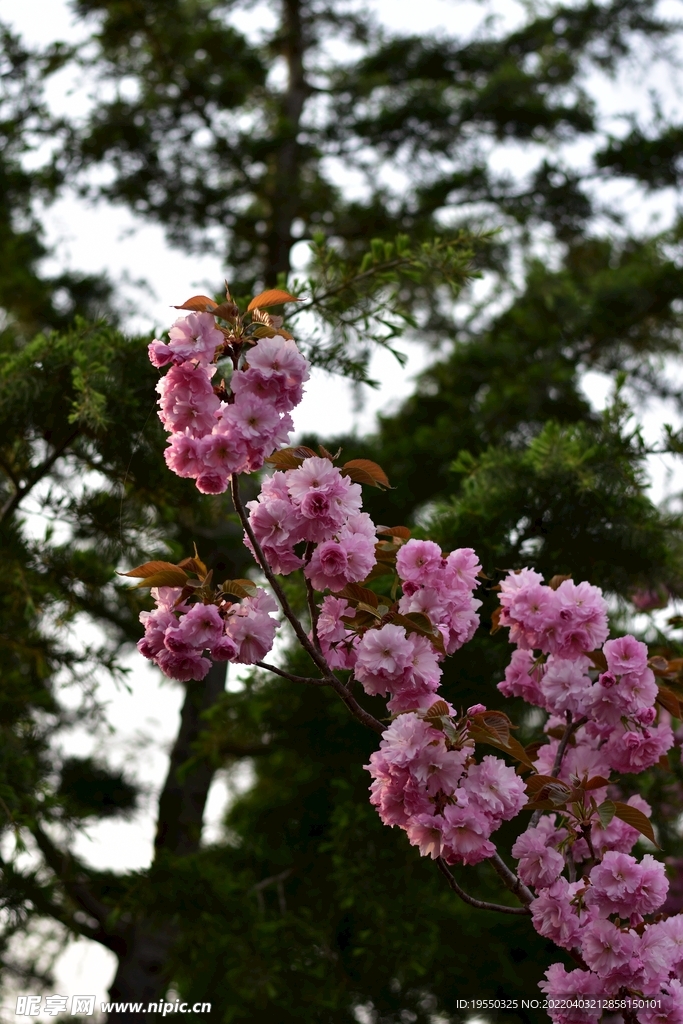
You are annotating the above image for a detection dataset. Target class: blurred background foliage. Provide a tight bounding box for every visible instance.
[3,0,683,1021]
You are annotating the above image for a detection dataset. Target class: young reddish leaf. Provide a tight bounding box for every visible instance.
[476,710,512,744]
[252,325,277,338]
[341,459,390,489]
[504,735,536,769]
[265,449,305,470]
[597,799,616,828]
[656,686,681,718]
[212,301,239,320]
[587,649,608,672]
[583,776,611,791]
[390,612,445,654]
[525,774,563,795]
[467,722,535,769]
[318,444,341,461]
[247,289,299,311]
[132,569,189,589]
[334,583,379,608]
[172,295,218,312]
[177,557,206,577]
[537,781,572,806]
[658,754,671,770]
[490,606,502,635]
[423,700,450,721]
[361,562,395,583]
[290,446,317,460]
[221,579,258,600]
[548,574,572,591]
[649,656,671,675]
[119,560,184,579]
[613,801,659,847]
[376,525,411,540]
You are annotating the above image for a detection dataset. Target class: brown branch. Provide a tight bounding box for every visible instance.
[436,858,531,915]
[256,660,327,686]
[489,851,534,907]
[0,428,81,525]
[303,542,321,651]
[231,474,384,735]
[529,713,587,828]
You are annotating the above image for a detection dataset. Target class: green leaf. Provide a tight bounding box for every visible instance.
[597,799,616,828]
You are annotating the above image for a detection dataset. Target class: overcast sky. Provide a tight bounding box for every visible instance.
[3,0,683,1013]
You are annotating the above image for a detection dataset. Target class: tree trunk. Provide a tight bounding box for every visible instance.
[264,0,310,284]
[106,925,176,1024]
[105,660,228,1020]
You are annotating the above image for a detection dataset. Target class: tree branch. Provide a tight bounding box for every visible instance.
[231,474,385,735]
[530,713,587,828]
[0,851,105,944]
[256,660,328,686]
[489,851,534,907]
[30,824,121,951]
[436,858,531,915]
[0,428,80,525]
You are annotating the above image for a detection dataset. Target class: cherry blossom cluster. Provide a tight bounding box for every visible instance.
[149,311,309,494]
[141,294,683,1022]
[496,568,680,1021]
[516,804,683,1021]
[313,540,481,703]
[137,584,278,681]
[349,541,526,864]
[498,569,673,777]
[245,456,377,587]
[366,713,527,865]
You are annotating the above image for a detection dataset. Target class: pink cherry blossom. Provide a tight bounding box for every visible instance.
[603,633,649,676]
[354,625,415,695]
[460,755,527,822]
[167,312,223,364]
[512,819,566,889]
[440,803,496,865]
[531,879,585,950]
[579,918,638,977]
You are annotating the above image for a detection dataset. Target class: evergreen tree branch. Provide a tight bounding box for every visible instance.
[30,824,119,946]
[0,427,80,525]
[436,858,531,915]
[0,852,105,944]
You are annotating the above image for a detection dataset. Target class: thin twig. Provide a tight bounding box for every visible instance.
[436,858,531,915]
[257,661,328,686]
[489,851,534,907]
[529,712,587,828]
[230,475,385,735]
[303,542,321,651]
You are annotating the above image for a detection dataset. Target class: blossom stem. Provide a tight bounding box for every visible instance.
[489,851,534,907]
[303,542,321,651]
[256,661,327,686]
[529,712,587,828]
[231,474,385,735]
[436,858,531,915]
